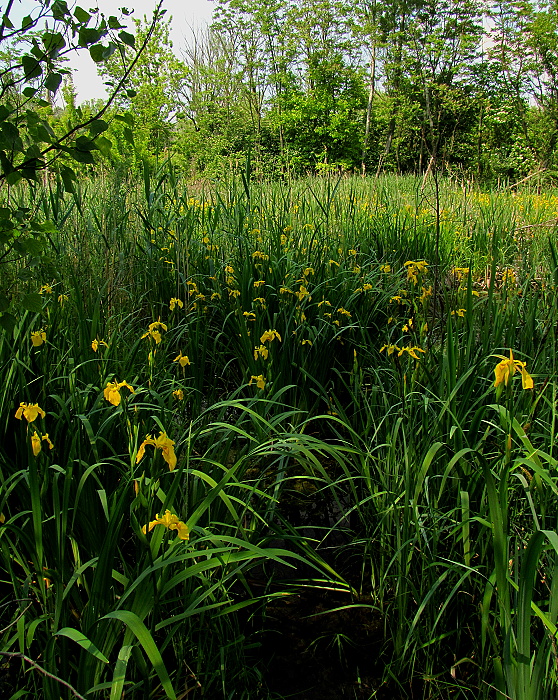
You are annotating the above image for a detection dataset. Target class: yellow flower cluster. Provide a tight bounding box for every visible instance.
[493,350,533,389]
[380,344,426,359]
[15,403,54,456]
[136,431,177,471]
[31,330,46,347]
[142,510,189,540]
[141,319,167,345]
[104,380,134,406]
[169,298,183,310]
[404,260,428,285]
[249,374,266,390]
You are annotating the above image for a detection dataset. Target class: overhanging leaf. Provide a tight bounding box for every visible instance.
[56,627,109,663]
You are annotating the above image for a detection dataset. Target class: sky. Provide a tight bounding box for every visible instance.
[10,0,216,102]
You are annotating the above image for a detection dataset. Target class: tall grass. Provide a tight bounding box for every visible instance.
[1,164,558,698]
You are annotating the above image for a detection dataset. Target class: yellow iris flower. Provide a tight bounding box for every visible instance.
[173,351,191,367]
[31,330,46,347]
[254,345,269,361]
[249,375,266,390]
[15,402,46,422]
[91,338,108,352]
[260,329,281,344]
[104,380,135,406]
[141,319,167,344]
[31,431,54,457]
[169,298,184,310]
[142,510,189,540]
[493,350,533,389]
[136,431,177,471]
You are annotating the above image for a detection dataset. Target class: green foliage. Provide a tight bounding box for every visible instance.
[0,1,165,327]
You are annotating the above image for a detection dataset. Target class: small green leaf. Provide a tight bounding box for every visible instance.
[108,16,123,29]
[74,6,91,23]
[0,313,16,334]
[22,55,42,80]
[95,136,112,157]
[0,294,9,313]
[56,628,109,663]
[21,15,33,30]
[89,119,108,137]
[51,1,70,20]
[78,27,103,47]
[5,171,22,185]
[69,148,95,164]
[123,127,134,144]
[2,14,13,29]
[21,293,43,313]
[119,31,135,48]
[22,87,37,98]
[45,73,62,93]
[89,44,106,63]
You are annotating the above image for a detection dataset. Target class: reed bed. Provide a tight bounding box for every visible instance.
[1,165,558,699]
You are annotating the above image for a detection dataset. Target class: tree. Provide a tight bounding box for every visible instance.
[98,12,186,160]
[0,0,163,330]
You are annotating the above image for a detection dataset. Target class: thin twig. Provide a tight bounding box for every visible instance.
[0,651,87,700]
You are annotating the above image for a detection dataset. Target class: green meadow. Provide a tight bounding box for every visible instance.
[2,168,558,699]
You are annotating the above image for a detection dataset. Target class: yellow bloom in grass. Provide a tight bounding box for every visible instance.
[329,259,340,267]
[380,344,399,355]
[173,351,191,367]
[15,403,45,422]
[451,309,466,317]
[404,260,428,285]
[452,267,470,280]
[380,264,391,273]
[252,250,269,261]
[39,283,53,295]
[57,293,69,305]
[493,350,533,389]
[142,319,167,344]
[260,329,281,344]
[254,345,269,361]
[337,308,352,318]
[31,330,46,347]
[173,389,184,400]
[104,380,135,406]
[398,345,426,359]
[91,338,108,352]
[229,288,241,298]
[225,264,235,275]
[249,374,266,390]
[279,287,292,295]
[295,286,310,302]
[419,286,432,303]
[211,292,221,301]
[303,267,314,277]
[280,234,288,245]
[348,249,357,256]
[31,431,54,457]
[142,510,189,541]
[402,318,413,332]
[301,339,313,346]
[169,298,184,311]
[31,431,41,456]
[136,432,177,471]
[254,280,266,288]
[243,311,256,321]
